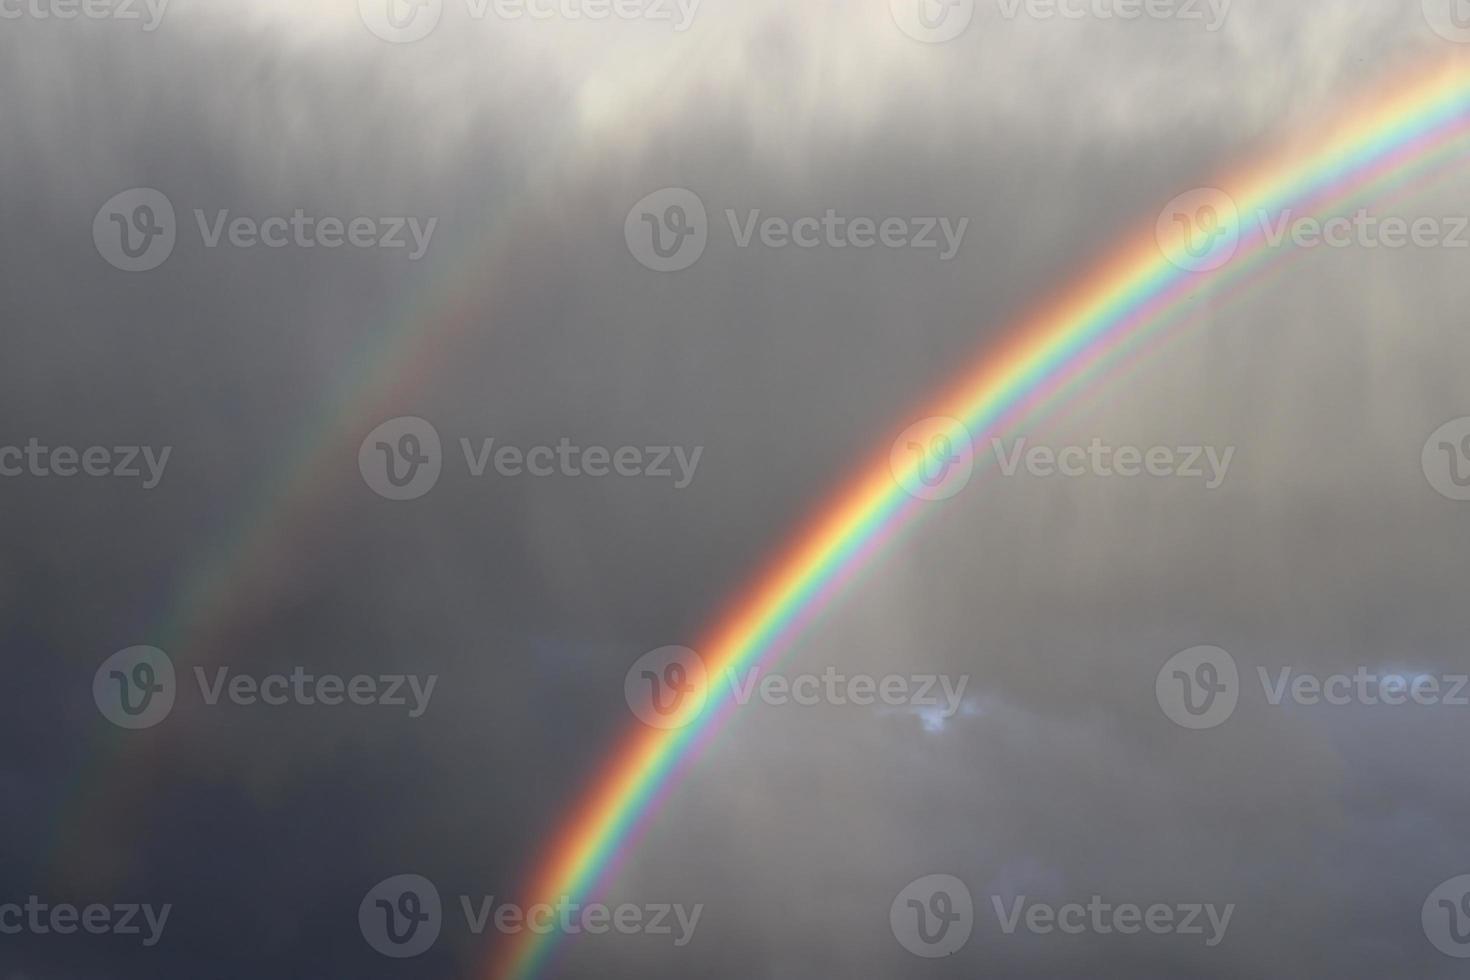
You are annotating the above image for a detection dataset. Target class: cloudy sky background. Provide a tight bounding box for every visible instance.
[4,0,1470,977]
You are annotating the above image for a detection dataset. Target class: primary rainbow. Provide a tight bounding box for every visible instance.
[492,58,1470,979]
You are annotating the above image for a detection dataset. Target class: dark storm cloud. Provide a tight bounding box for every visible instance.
[3,1,1469,978]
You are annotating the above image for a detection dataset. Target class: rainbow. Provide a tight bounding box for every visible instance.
[491,58,1470,979]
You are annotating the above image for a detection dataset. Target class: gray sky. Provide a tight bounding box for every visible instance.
[4,1,1470,977]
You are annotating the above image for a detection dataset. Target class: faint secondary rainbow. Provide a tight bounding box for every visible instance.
[493,59,1470,979]
[50,204,533,883]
